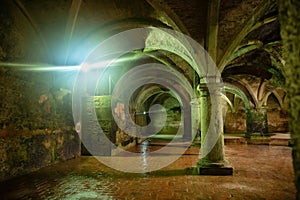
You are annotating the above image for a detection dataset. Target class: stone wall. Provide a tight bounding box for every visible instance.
[224,110,247,134]
[160,97,181,135]
[0,67,79,181]
[112,101,138,149]
[0,130,80,182]
[267,109,289,133]
[81,96,137,156]
[278,0,300,198]
[0,68,74,132]
[81,96,115,156]
[224,108,288,134]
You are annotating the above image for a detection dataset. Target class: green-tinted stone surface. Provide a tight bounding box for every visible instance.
[278,0,300,198]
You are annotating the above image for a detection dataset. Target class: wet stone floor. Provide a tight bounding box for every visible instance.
[0,139,296,200]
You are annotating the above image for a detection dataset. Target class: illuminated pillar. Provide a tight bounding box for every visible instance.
[197,82,232,175]
[190,97,201,140]
[183,105,192,141]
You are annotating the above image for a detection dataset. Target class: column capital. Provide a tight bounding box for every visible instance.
[198,83,224,97]
[190,97,201,106]
[200,76,222,84]
[198,82,223,89]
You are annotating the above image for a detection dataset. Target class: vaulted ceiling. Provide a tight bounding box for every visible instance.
[0,0,284,108]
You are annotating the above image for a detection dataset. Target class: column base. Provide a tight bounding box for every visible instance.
[194,161,233,176]
[198,165,233,175]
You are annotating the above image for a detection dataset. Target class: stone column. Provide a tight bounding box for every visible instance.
[250,106,269,136]
[81,96,112,156]
[278,1,300,198]
[183,105,192,141]
[190,97,201,141]
[245,108,252,139]
[196,83,232,175]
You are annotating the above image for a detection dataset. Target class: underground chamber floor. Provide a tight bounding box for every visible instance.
[0,139,296,200]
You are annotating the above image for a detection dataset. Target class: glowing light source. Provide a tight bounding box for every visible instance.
[0,53,141,72]
[0,62,80,71]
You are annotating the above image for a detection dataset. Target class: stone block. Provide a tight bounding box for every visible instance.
[199,165,233,176]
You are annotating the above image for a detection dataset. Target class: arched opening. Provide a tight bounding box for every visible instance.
[224,83,252,138]
[132,86,182,139]
[266,91,289,133]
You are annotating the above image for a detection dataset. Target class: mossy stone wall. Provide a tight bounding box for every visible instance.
[224,108,288,134]
[81,96,137,155]
[0,68,77,181]
[81,96,114,156]
[0,130,80,182]
[278,0,300,198]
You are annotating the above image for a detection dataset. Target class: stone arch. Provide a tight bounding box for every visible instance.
[72,26,220,167]
[128,66,194,140]
[224,77,258,108]
[263,89,284,110]
[221,93,235,113]
[68,17,173,65]
[272,90,284,110]
[146,0,190,35]
[135,89,182,136]
[224,83,252,138]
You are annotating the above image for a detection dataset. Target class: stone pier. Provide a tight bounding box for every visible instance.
[196,83,233,175]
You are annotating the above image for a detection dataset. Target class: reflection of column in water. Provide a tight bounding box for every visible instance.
[141,140,149,169]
